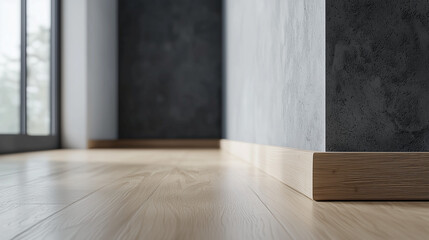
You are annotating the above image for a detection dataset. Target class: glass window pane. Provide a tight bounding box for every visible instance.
[27,0,51,135]
[0,0,21,134]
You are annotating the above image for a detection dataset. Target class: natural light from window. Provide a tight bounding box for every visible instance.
[27,0,51,135]
[0,0,21,134]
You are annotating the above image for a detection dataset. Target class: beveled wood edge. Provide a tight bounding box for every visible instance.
[221,139,315,199]
[88,139,220,149]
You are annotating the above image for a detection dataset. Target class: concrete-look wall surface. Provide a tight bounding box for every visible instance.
[118,0,222,139]
[327,0,429,151]
[224,0,325,151]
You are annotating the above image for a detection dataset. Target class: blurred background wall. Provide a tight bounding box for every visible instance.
[118,0,222,139]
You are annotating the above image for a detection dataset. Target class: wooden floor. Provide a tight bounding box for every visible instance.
[0,150,428,240]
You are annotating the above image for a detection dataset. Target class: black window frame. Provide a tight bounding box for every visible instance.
[0,0,60,154]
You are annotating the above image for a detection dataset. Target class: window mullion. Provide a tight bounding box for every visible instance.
[50,0,57,135]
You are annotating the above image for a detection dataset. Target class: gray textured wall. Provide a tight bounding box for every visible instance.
[118,0,222,138]
[224,0,325,151]
[327,0,429,151]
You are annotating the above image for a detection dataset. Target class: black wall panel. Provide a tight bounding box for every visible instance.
[118,0,222,138]
[326,0,429,151]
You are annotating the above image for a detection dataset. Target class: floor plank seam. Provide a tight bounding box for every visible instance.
[114,171,173,239]
[0,166,52,178]
[10,186,106,239]
[0,165,85,192]
[247,185,294,239]
[10,168,141,239]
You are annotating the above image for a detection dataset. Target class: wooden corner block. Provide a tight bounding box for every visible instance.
[313,152,429,200]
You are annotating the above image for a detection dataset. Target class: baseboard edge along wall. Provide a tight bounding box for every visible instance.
[221,140,314,199]
[221,139,429,201]
[88,139,220,149]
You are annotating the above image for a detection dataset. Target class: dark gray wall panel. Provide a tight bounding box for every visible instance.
[118,0,222,138]
[327,0,429,151]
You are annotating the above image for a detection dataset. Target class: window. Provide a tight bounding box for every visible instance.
[0,0,21,134]
[0,0,59,153]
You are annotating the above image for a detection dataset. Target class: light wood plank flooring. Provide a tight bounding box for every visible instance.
[0,149,428,240]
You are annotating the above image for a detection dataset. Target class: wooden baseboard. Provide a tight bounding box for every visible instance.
[313,152,429,200]
[221,139,314,198]
[221,139,429,200]
[88,139,220,149]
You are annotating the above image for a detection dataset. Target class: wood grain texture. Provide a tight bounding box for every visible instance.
[88,139,220,149]
[313,152,429,200]
[221,139,314,199]
[0,149,428,239]
[0,204,64,239]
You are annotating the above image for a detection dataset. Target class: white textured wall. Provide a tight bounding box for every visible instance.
[224,0,325,151]
[62,0,117,148]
